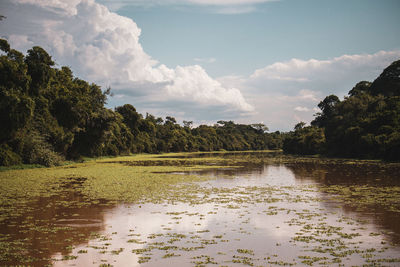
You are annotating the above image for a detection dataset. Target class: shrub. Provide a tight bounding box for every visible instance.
[0,144,22,166]
[22,130,64,167]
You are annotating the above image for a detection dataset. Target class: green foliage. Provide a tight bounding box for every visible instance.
[0,39,10,53]
[0,144,22,166]
[25,46,55,95]
[22,130,64,167]
[369,60,400,97]
[0,90,34,141]
[286,59,400,161]
[115,104,141,133]
[348,81,372,97]
[5,41,398,164]
[283,124,325,155]
[0,41,283,166]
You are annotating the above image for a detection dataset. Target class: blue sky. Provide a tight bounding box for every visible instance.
[111,0,400,77]
[1,0,399,130]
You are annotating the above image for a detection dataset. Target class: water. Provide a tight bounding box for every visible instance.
[1,159,400,266]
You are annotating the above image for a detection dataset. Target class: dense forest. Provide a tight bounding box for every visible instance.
[283,59,400,160]
[0,40,284,166]
[1,39,399,167]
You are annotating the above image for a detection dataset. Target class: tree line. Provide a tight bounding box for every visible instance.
[283,59,400,161]
[0,40,284,166]
[2,39,398,166]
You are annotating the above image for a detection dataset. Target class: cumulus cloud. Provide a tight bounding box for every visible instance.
[194,57,216,63]
[98,0,274,7]
[294,106,310,112]
[223,51,400,130]
[249,51,400,96]
[215,5,257,14]
[1,0,399,131]
[0,0,253,120]
[188,0,274,5]
[97,0,274,13]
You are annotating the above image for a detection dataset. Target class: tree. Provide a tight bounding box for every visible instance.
[312,95,340,128]
[369,60,400,97]
[0,91,34,142]
[283,125,325,155]
[285,60,400,160]
[0,39,34,141]
[348,81,371,97]
[25,46,55,95]
[115,104,141,133]
[294,122,306,131]
[251,123,269,133]
[0,39,10,53]
[183,120,193,129]
[165,116,177,124]
[0,42,287,166]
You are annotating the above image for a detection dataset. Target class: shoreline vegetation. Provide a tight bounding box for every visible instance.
[1,151,399,221]
[0,39,283,168]
[2,149,399,172]
[1,38,399,169]
[283,59,400,161]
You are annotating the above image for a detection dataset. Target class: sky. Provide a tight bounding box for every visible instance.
[0,0,399,131]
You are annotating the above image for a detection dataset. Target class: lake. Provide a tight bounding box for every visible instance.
[1,152,400,266]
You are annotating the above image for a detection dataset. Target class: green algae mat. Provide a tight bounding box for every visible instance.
[1,151,400,266]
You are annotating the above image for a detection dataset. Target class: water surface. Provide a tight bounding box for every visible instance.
[1,158,400,266]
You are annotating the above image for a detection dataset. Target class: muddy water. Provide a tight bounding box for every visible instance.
[1,161,400,266]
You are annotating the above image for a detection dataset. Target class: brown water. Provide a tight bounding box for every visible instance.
[1,161,400,266]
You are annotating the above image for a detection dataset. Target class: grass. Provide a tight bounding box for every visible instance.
[0,164,45,172]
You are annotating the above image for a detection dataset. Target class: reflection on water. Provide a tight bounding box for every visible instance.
[0,187,114,266]
[286,163,400,245]
[1,161,400,266]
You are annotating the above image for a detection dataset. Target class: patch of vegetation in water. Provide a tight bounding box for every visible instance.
[0,153,234,264]
[0,153,230,218]
[1,151,400,266]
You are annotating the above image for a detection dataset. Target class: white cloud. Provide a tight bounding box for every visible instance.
[1,0,399,131]
[297,89,319,102]
[16,0,82,15]
[188,0,273,5]
[166,65,253,111]
[194,57,216,63]
[294,106,310,112]
[226,51,400,131]
[96,0,275,13]
[0,0,253,119]
[249,51,400,96]
[215,5,256,14]
[98,0,274,7]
